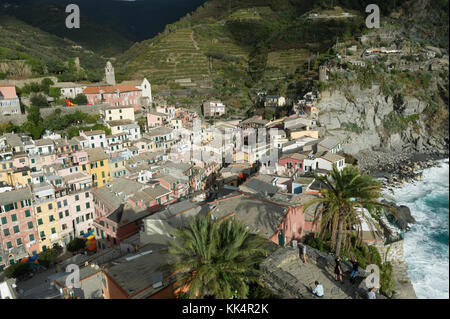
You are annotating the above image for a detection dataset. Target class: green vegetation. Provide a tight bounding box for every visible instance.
[67,238,86,253]
[37,247,59,268]
[3,262,32,280]
[304,164,385,256]
[0,15,106,78]
[30,94,48,107]
[0,107,102,140]
[167,211,269,299]
[382,112,419,134]
[0,3,132,57]
[342,122,364,134]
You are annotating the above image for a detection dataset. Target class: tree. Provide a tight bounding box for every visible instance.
[67,238,86,253]
[168,212,268,299]
[37,248,59,268]
[48,87,61,100]
[30,93,48,107]
[305,164,385,256]
[4,262,32,279]
[73,94,88,105]
[26,105,42,125]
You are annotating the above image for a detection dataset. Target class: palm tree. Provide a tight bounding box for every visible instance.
[167,212,269,299]
[305,164,385,256]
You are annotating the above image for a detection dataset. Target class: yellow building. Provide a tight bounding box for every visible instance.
[0,161,12,185]
[109,157,127,179]
[0,164,31,187]
[84,148,111,188]
[34,198,60,251]
[103,105,135,122]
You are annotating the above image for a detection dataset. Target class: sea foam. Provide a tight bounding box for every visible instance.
[391,159,449,299]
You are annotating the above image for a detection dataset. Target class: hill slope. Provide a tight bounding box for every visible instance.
[0,14,107,79]
[117,0,369,110]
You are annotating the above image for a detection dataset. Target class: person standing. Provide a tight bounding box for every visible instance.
[300,243,307,263]
[312,281,324,298]
[350,258,359,283]
[334,256,343,282]
[367,287,376,299]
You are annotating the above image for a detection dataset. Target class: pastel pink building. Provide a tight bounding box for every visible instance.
[0,188,40,265]
[54,172,95,244]
[83,85,142,111]
[146,112,167,128]
[12,153,30,169]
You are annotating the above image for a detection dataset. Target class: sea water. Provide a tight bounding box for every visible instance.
[391,159,449,299]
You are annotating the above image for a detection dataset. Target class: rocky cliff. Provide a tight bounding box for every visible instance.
[317,84,448,157]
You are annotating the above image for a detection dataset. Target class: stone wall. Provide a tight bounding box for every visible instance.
[1,104,108,125]
[0,76,58,88]
[373,240,404,264]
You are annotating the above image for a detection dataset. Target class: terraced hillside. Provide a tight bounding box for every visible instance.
[117,2,367,112]
[0,15,105,78]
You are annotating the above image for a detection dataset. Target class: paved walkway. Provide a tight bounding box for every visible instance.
[15,268,63,299]
[262,247,377,299]
[278,257,362,299]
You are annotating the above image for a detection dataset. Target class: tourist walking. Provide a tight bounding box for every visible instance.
[312,281,324,298]
[334,256,343,282]
[349,258,359,283]
[300,243,307,263]
[367,287,376,299]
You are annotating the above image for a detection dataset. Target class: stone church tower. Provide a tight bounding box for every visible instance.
[105,61,116,85]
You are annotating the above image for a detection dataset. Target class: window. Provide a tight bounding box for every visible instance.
[57,202,62,209]
[100,161,104,167]
[11,214,17,222]
[29,234,35,242]
[16,238,22,246]
[13,226,19,233]
[6,241,12,249]
[76,205,81,212]
[1,217,7,225]
[51,228,56,234]
[37,206,42,213]
[59,212,63,219]
[85,213,90,220]
[64,199,68,206]
[62,224,67,230]
[38,218,43,225]
[3,228,10,236]
[40,231,45,239]
[27,221,33,229]
[86,202,90,209]
[65,210,69,217]
[82,164,86,171]
[25,209,31,218]
[75,195,79,201]
[85,192,89,198]
[49,215,55,222]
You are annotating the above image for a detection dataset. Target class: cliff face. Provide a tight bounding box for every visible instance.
[317,85,449,156]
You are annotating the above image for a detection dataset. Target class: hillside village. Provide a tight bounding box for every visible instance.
[0,52,419,299]
[0,0,448,301]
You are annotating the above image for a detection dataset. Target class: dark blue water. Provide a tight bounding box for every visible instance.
[392,160,449,299]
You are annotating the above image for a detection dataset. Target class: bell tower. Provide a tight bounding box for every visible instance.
[105,61,116,85]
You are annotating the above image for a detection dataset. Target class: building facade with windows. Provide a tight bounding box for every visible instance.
[0,188,39,267]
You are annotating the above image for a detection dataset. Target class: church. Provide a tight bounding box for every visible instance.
[82,61,152,111]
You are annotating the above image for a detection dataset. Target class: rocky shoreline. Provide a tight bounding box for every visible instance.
[356,150,449,299]
[355,150,448,190]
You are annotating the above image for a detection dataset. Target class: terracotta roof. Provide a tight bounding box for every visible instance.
[83,85,140,94]
[0,85,18,99]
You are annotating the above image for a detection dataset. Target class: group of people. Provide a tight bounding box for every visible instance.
[299,243,377,299]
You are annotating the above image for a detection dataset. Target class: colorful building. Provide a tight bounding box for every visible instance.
[0,188,39,266]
